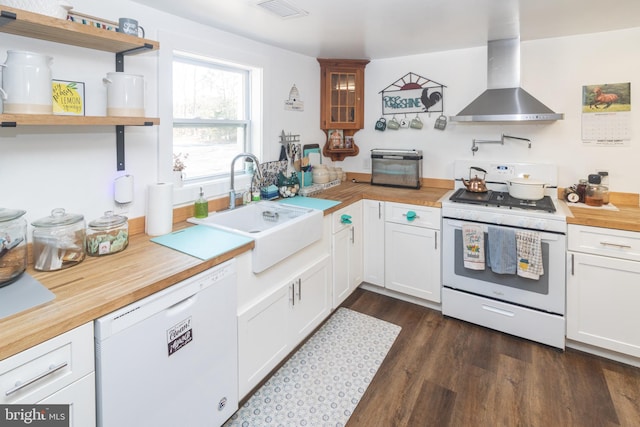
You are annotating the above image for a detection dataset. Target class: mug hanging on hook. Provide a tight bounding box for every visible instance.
[400,115,410,128]
[434,114,447,130]
[387,115,400,130]
[410,114,423,129]
[375,117,386,131]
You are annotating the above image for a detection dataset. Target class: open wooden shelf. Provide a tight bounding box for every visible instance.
[0,6,160,170]
[1,114,159,127]
[0,6,159,54]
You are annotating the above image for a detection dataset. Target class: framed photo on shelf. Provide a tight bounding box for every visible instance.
[344,135,354,149]
[329,129,344,149]
[52,80,85,116]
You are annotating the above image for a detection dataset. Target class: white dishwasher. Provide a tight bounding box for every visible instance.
[94,259,238,427]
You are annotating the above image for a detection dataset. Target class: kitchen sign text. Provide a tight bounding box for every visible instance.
[167,317,193,356]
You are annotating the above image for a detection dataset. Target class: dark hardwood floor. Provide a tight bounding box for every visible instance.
[341,288,640,427]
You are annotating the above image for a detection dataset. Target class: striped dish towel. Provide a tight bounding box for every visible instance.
[487,226,517,274]
[462,224,485,270]
[515,230,544,280]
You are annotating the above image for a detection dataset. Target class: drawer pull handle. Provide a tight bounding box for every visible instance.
[340,214,352,224]
[5,361,68,396]
[403,211,419,221]
[481,305,515,317]
[600,241,632,249]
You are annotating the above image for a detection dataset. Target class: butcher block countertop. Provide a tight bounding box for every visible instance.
[2,179,637,360]
[564,191,640,233]
[0,179,450,360]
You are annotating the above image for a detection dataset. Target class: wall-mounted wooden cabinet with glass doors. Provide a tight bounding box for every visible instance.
[317,58,369,161]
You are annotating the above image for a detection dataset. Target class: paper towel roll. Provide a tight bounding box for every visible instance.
[146,183,173,236]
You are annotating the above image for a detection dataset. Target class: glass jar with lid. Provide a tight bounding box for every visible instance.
[0,208,28,286]
[32,208,86,271]
[576,179,588,203]
[585,184,605,207]
[87,211,129,256]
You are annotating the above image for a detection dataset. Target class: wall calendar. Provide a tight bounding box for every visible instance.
[581,82,631,146]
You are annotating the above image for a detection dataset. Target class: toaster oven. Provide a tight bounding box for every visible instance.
[371,149,423,189]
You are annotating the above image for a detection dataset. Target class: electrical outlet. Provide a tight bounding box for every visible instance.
[363,158,371,170]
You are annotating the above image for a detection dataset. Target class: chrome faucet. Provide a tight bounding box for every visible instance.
[229,153,262,209]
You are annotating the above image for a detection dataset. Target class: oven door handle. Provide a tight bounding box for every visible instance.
[481,304,515,317]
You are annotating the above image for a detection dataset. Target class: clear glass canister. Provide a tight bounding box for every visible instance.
[585,184,604,207]
[0,208,28,286]
[87,211,129,256]
[32,208,86,271]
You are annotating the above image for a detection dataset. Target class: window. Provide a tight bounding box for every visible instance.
[172,53,251,181]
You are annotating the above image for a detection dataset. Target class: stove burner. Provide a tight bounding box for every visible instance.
[449,189,556,213]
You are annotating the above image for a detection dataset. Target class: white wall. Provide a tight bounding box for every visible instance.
[342,28,640,195]
[0,0,324,227]
[2,0,639,232]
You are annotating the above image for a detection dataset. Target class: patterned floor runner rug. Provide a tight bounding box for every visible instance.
[225,307,402,426]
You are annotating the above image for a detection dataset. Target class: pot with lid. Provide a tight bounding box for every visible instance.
[506,175,548,200]
[0,208,27,287]
[87,211,129,256]
[461,166,488,193]
[32,208,85,271]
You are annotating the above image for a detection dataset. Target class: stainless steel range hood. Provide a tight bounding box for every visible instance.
[450,38,564,122]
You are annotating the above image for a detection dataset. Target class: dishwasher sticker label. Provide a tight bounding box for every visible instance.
[167,317,193,356]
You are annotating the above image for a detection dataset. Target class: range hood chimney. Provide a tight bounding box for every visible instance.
[450,38,564,122]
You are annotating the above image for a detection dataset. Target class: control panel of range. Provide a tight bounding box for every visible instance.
[441,206,567,234]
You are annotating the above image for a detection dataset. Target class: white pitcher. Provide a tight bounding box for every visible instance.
[0,50,53,114]
[103,72,145,117]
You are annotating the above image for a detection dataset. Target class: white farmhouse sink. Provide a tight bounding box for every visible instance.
[188,201,323,273]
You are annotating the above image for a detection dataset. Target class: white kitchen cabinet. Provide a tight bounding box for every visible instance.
[290,256,332,343]
[0,322,95,427]
[237,283,290,398]
[567,225,640,358]
[332,201,363,307]
[384,202,441,302]
[363,199,385,287]
[237,255,331,398]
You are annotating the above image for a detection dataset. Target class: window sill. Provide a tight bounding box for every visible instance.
[173,175,252,206]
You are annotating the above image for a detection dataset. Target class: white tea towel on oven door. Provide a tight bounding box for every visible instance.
[462,224,485,270]
[488,226,517,274]
[516,230,544,279]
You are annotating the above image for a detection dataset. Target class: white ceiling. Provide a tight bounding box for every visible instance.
[134,0,640,59]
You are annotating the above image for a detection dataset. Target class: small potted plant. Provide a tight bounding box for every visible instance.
[173,153,188,187]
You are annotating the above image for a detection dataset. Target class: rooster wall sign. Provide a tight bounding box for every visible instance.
[379,72,446,116]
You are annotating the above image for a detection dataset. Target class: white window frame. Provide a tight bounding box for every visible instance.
[172,53,252,181]
[158,30,264,205]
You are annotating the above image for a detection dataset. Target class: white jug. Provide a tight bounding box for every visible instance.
[0,50,53,114]
[103,72,145,117]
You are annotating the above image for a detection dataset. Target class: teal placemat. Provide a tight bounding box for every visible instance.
[151,225,253,260]
[0,273,55,320]
[278,196,341,211]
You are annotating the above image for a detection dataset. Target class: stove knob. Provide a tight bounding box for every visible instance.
[534,220,547,230]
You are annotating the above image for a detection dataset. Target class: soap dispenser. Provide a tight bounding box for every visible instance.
[194,187,208,219]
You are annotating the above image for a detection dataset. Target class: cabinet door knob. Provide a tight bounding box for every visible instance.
[403,211,418,221]
[340,214,352,224]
